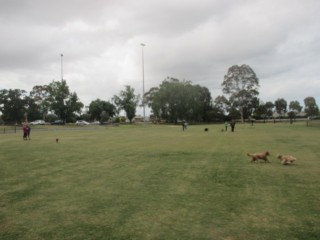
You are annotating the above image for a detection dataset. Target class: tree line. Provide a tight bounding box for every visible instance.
[0,64,319,124]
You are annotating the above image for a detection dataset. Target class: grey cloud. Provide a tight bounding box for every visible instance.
[1,0,320,109]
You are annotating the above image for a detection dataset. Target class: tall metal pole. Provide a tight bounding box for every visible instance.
[140,43,146,122]
[61,53,64,81]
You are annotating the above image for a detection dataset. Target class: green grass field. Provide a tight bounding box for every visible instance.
[1,123,319,240]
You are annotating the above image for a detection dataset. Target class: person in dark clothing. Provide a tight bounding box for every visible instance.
[230,119,236,132]
[26,125,31,140]
[23,125,28,140]
[182,121,186,131]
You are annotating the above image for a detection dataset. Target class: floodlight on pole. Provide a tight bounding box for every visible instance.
[61,53,64,81]
[140,43,146,122]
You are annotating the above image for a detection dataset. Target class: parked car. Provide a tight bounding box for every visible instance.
[51,120,65,125]
[30,120,46,125]
[75,120,90,126]
[91,121,100,125]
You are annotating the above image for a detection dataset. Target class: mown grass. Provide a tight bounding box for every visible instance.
[0,123,319,239]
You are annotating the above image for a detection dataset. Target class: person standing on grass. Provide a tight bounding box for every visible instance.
[230,119,236,132]
[22,124,28,140]
[26,125,31,140]
[182,121,187,131]
[224,121,228,131]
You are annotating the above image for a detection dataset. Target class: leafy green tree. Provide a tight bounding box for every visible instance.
[144,87,161,121]
[154,78,184,122]
[304,97,319,118]
[245,97,260,119]
[47,80,69,120]
[66,92,84,122]
[25,96,42,121]
[221,64,260,122]
[274,98,287,118]
[289,101,302,114]
[191,84,212,122]
[45,114,58,123]
[213,95,229,118]
[0,89,27,123]
[255,101,274,120]
[288,100,302,122]
[100,110,109,123]
[145,77,213,123]
[265,101,275,118]
[228,107,241,120]
[29,85,50,120]
[255,101,266,120]
[113,85,140,123]
[47,80,83,122]
[88,99,116,121]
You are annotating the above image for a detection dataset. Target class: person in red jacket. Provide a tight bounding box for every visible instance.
[22,124,28,140]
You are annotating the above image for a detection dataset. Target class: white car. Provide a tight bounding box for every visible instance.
[75,120,90,126]
[30,120,46,125]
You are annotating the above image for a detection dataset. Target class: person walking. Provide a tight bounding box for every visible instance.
[224,121,228,131]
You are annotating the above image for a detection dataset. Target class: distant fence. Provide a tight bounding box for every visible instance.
[308,119,320,127]
[0,124,116,135]
[253,118,308,123]
[0,126,18,134]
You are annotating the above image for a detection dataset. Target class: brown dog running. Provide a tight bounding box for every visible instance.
[247,151,270,163]
[277,154,296,165]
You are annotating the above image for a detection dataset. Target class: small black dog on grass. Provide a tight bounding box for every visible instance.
[56,138,59,143]
[204,128,209,132]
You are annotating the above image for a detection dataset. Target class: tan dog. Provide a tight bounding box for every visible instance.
[277,154,296,165]
[247,151,270,163]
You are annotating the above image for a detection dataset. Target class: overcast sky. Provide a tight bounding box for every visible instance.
[1,0,319,114]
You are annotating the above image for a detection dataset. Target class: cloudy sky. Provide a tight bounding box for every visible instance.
[1,0,319,114]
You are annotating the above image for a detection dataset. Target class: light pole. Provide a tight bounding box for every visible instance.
[61,53,64,81]
[140,43,146,122]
